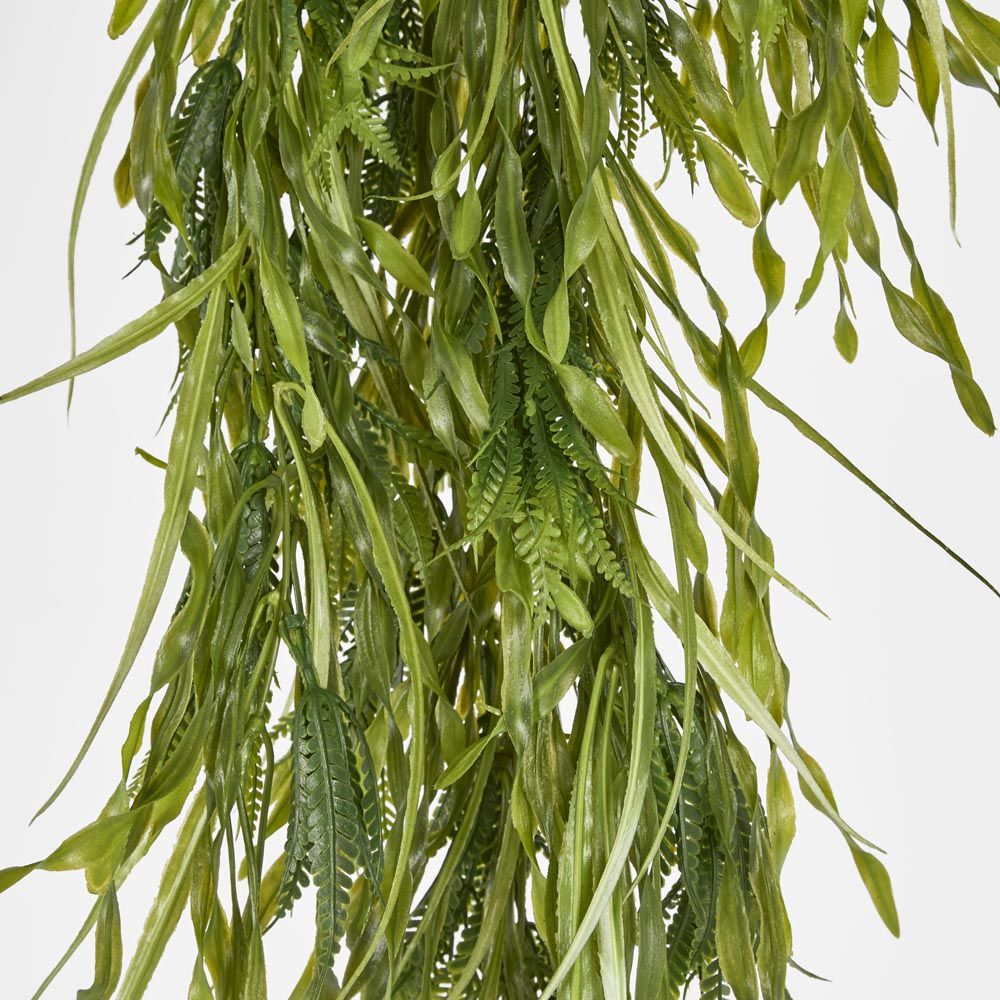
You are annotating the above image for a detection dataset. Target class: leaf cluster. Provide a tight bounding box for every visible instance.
[2,0,998,997]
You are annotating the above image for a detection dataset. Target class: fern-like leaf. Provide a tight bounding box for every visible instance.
[302,687,361,991]
[144,57,240,260]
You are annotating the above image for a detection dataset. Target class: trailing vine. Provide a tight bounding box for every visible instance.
[2,0,1000,997]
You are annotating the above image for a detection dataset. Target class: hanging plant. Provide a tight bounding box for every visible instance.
[2,0,998,997]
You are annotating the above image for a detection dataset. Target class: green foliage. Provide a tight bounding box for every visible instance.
[2,0,999,996]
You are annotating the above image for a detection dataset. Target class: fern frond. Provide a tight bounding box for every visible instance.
[699,953,731,1000]
[144,57,240,261]
[665,891,699,999]
[468,346,523,533]
[294,685,363,990]
[344,102,404,171]
[574,491,633,596]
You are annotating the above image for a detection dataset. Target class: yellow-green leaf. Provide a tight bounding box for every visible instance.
[752,219,785,317]
[794,744,839,815]
[865,11,901,107]
[433,327,490,436]
[259,245,311,382]
[533,640,592,717]
[543,279,571,363]
[564,176,602,277]
[850,845,900,936]
[2,236,245,405]
[734,70,776,185]
[358,216,434,297]
[772,96,827,202]
[766,750,796,872]
[495,130,534,304]
[908,22,941,127]
[841,0,868,49]
[834,305,859,362]
[717,858,760,1000]
[548,577,594,634]
[696,133,760,227]
[108,0,149,38]
[450,185,483,259]
[230,301,254,373]
[947,0,1000,68]
[819,141,854,255]
[556,364,636,464]
[302,386,326,451]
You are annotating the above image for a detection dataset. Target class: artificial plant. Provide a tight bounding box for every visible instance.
[2,0,999,997]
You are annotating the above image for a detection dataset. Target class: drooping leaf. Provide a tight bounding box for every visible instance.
[865,10,902,107]
[4,3,997,996]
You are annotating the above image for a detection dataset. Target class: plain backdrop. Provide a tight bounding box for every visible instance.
[1,5,998,998]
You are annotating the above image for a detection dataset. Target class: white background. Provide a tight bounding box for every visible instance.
[1,5,998,998]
